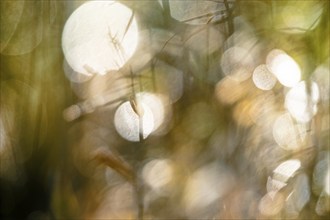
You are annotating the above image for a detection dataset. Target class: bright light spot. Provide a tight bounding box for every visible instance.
[114,101,154,142]
[184,163,234,213]
[266,49,301,87]
[62,1,138,75]
[142,159,173,190]
[272,113,307,150]
[252,64,277,90]
[221,46,254,82]
[267,176,286,193]
[325,169,330,195]
[273,159,301,182]
[114,92,169,141]
[137,93,166,132]
[258,191,285,216]
[285,81,320,123]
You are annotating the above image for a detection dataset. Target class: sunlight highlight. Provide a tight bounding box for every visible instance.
[285,81,320,123]
[136,93,169,133]
[62,1,138,75]
[252,64,277,90]
[114,101,154,142]
[113,92,168,142]
[325,169,330,195]
[266,49,301,87]
[273,159,301,183]
[267,176,287,193]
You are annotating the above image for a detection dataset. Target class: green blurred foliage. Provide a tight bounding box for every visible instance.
[0,0,329,219]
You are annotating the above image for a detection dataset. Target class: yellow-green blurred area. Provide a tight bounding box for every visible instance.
[0,0,329,219]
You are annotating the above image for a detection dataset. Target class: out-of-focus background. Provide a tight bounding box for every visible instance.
[0,0,329,219]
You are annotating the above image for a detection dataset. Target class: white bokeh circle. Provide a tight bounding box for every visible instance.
[62,1,138,76]
[114,101,154,142]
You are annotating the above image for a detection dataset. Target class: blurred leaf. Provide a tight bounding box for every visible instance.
[1,1,43,55]
[274,1,324,34]
[313,156,329,195]
[315,191,330,216]
[0,1,24,52]
[50,0,57,24]
[93,147,135,184]
[284,174,310,217]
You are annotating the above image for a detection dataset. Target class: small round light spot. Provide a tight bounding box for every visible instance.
[62,1,138,75]
[252,64,277,90]
[114,101,154,142]
[266,49,301,87]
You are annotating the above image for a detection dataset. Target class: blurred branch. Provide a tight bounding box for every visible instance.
[93,147,135,184]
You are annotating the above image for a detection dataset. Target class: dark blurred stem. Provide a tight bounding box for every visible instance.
[205,25,209,82]
[148,27,157,92]
[137,107,144,220]
[162,0,171,26]
[151,60,157,92]
[136,177,144,220]
[130,67,136,98]
[224,0,234,35]
[270,0,275,28]
[135,155,144,219]
[129,66,144,219]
